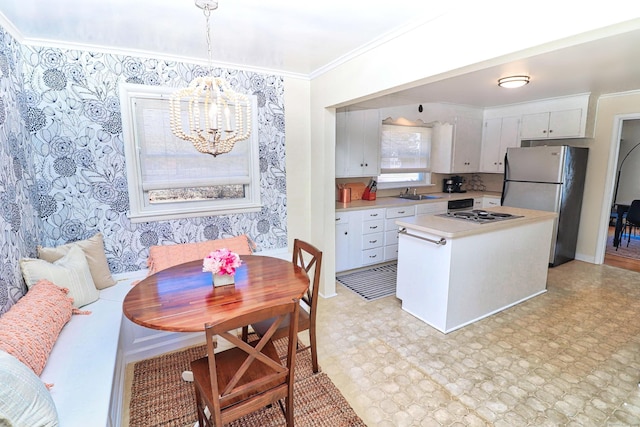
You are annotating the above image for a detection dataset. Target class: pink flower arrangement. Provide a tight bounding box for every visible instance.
[202,248,242,276]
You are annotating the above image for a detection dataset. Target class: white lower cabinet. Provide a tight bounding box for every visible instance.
[335,211,360,272]
[384,206,415,261]
[361,208,385,266]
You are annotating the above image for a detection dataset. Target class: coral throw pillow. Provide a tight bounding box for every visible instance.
[0,280,75,376]
[147,235,254,275]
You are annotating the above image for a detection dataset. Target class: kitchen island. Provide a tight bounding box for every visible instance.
[395,206,556,334]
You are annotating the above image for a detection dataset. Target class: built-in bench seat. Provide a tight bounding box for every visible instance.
[32,243,289,427]
[39,272,139,427]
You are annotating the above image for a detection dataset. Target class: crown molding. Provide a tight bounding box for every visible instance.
[309,11,448,80]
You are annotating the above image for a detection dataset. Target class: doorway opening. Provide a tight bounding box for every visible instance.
[603,117,640,272]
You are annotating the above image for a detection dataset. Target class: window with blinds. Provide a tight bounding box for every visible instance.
[120,83,260,222]
[377,123,432,187]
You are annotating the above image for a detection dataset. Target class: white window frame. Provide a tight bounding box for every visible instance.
[119,83,261,223]
[377,121,432,189]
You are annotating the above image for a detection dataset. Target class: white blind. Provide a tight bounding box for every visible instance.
[380,124,431,172]
[134,98,250,191]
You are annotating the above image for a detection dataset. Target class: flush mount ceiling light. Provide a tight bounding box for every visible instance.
[169,0,251,157]
[497,75,530,89]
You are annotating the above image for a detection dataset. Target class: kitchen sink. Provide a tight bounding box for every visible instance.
[396,194,442,200]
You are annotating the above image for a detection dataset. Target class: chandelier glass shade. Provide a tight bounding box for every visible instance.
[169,0,251,157]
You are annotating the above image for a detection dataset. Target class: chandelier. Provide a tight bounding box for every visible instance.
[169,0,251,157]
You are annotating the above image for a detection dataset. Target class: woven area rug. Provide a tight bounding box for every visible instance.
[336,262,396,301]
[128,339,366,427]
[606,234,640,260]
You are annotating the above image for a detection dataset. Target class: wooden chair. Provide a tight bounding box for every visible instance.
[190,299,299,427]
[249,239,323,373]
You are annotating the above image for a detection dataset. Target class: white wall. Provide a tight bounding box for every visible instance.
[306,8,640,296]
[284,77,312,250]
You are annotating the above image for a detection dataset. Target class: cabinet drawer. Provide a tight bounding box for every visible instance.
[384,245,399,261]
[362,209,385,221]
[362,219,384,234]
[416,202,447,216]
[335,213,349,224]
[362,232,384,250]
[362,247,384,265]
[386,206,415,219]
[385,229,399,246]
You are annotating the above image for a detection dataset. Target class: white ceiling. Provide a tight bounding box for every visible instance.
[2,0,640,110]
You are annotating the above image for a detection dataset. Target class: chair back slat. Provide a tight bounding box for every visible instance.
[292,239,322,320]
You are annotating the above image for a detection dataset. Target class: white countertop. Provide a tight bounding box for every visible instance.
[395,206,557,239]
[336,191,501,212]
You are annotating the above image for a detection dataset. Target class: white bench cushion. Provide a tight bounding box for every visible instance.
[40,296,122,426]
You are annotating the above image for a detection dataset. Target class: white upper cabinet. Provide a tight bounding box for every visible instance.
[520,108,583,139]
[485,93,593,141]
[335,109,381,177]
[431,116,483,174]
[480,116,521,173]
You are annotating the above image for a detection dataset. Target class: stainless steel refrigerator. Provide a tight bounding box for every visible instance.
[501,145,588,266]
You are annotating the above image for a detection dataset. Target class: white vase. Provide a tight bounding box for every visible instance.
[212,273,235,287]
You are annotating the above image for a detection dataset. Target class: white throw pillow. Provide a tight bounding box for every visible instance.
[37,233,116,290]
[0,350,59,426]
[20,245,99,308]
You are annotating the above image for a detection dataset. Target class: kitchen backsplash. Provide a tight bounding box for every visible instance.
[336,173,503,200]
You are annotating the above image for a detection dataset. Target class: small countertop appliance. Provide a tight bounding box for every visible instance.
[443,176,466,193]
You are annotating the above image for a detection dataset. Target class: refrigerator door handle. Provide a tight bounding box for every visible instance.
[501,152,509,205]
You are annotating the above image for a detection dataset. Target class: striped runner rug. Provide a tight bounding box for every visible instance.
[336,263,397,301]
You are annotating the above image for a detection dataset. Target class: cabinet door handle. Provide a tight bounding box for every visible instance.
[369,226,378,230]
[398,210,405,214]
[369,239,377,244]
[549,129,553,133]
[370,213,378,217]
[369,254,377,259]
[336,217,341,222]
[344,231,348,235]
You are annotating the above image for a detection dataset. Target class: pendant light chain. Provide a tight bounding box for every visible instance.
[203,5,214,76]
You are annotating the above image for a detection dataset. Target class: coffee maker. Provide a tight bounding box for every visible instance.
[442,176,466,193]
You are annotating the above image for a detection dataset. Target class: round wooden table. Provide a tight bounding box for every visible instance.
[123,255,309,333]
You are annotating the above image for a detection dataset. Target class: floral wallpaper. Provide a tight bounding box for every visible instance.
[0,28,41,314]
[0,25,287,314]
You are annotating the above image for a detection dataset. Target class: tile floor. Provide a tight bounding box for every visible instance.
[318,261,640,426]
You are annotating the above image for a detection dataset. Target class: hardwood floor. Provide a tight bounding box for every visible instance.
[603,226,640,272]
[604,253,640,272]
